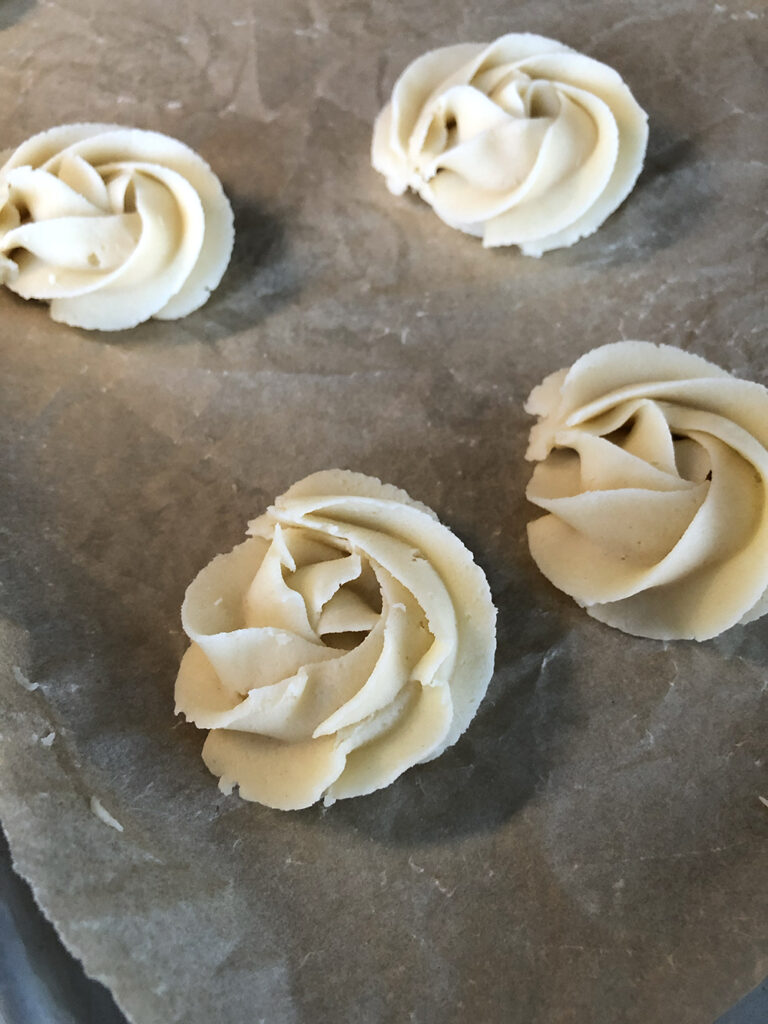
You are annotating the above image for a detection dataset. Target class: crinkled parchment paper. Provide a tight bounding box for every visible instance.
[0,0,766,1021]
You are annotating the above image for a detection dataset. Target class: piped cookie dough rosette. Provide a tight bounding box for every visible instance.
[524,342,768,640]
[0,124,234,330]
[175,470,497,810]
[372,33,648,254]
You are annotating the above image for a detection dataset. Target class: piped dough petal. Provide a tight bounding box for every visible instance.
[202,729,348,811]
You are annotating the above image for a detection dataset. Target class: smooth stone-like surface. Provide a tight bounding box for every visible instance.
[0,1,766,1022]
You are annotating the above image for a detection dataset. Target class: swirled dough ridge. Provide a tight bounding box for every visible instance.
[524,342,768,640]
[372,33,648,254]
[175,470,497,809]
[0,124,234,330]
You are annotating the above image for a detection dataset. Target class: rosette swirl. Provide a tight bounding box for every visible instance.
[525,342,768,640]
[0,124,234,330]
[372,33,648,254]
[175,470,497,809]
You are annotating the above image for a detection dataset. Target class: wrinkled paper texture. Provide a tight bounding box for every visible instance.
[0,0,766,1022]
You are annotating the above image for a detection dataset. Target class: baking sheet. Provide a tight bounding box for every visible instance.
[1,0,766,1022]
[0,826,127,1024]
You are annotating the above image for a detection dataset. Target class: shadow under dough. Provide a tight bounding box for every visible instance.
[0,0,35,31]
[321,568,576,848]
[614,119,705,260]
[194,196,300,341]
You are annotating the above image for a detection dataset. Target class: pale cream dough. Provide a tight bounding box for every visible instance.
[175,470,497,810]
[372,33,648,254]
[524,342,768,640]
[0,124,234,330]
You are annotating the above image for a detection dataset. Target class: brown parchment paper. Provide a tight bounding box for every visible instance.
[1,0,766,1021]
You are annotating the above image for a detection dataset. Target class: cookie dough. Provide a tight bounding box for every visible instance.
[525,342,768,639]
[373,33,648,254]
[175,470,497,809]
[0,124,234,329]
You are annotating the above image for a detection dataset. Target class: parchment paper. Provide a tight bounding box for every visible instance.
[1,0,766,1021]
